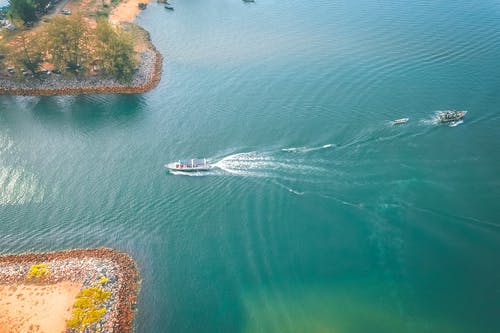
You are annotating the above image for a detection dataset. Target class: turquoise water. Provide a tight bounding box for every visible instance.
[1,0,500,332]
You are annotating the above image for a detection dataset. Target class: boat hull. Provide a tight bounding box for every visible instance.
[165,159,210,172]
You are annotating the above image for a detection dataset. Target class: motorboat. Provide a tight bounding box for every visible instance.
[437,110,467,123]
[392,118,409,125]
[165,5,174,10]
[165,159,210,172]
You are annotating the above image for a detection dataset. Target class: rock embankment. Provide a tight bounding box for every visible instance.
[0,248,140,333]
[0,33,162,96]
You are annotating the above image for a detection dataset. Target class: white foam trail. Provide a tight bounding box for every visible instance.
[282,143,335,153]
[213,150,329,178]
[272,180,305,196]
[449,120,464,127]
[281,147,302,152]
[419,117,440,126]
[287,188,304,196]
[213,151,275,177]
[318,193,364,209]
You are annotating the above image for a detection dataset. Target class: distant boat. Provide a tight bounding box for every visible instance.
[242,0,255,2]
[436,110,467,123]
[165,159,210,172]
[165,5,174,10]
[392,118,409,125]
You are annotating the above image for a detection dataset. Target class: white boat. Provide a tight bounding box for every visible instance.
[165,159,210,172]
[392,118,409,125]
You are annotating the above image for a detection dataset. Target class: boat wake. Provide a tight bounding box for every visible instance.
[167,143,334,199]
[213,151,274,177]
[213,148,329,178]
[448,119,464,127]
[419,115,441,126]
[168,144,334,181]
[272,181,305,196]
[281,143,335,153]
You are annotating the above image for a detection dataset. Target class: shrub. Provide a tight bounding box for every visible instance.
[98,276,109,285]
[26,263,50,280]
[67,286,111,332]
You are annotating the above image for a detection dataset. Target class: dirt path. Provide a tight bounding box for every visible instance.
[48,0,72,18]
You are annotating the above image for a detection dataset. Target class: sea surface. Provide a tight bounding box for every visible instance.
[1,0,500,332]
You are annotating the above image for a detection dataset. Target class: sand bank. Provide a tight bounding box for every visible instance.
[110,0,152,24]
[0,248,140,333]
[0,282,81,333]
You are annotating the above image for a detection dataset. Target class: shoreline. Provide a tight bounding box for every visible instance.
[0,248,140,332]
[0,4,162,96]
[110,0,152,25]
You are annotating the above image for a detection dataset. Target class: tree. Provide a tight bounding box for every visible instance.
[95,18,137,82]
[0,43,7,71]
[8,0,37,23]
[45,13,90,71]
[11,32,45,74]
[33,0,51,12]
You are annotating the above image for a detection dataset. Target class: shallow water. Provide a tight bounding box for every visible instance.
[1,0,500,332]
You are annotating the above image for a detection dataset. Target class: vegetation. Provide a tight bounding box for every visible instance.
[45,14,90,71]
[26,263,50,280]
[98,275,109,285]
[34,0,51,12]
[0,43,6,71]
[67,286,111,332]
[8,0,37,23]
[95,18,137,82]
[1,12,139,82]
[11,32,44,74]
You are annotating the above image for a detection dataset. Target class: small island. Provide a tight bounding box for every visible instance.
[0,248,140,332]
[0,0,162,95]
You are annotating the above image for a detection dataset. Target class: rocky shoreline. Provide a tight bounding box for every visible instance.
[0,248,140,333]
[0,28,163,96]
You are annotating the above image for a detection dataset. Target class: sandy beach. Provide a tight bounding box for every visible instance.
[110,0,152,24]
[0,282,82,333]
